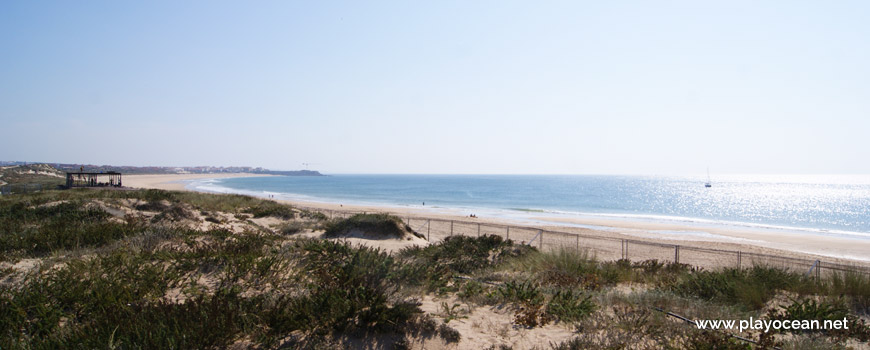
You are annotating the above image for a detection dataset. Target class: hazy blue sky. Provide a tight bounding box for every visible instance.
[2,1,868,174]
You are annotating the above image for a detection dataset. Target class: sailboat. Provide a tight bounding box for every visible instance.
[704,168,712,188]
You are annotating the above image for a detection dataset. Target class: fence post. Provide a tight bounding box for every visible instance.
[817,261,822,279]
[539,230,544,249]
[450,221,454,236]
[575,234,579,250]
[737,251,742,269]
[506,226,510,240]
[427,219,431,242]
[477,223,481,237]
[674,245,680,264]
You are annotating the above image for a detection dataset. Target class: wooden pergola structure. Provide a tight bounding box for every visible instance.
[65,172,122,188]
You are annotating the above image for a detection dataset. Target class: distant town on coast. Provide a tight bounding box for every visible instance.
[0,161,324,176]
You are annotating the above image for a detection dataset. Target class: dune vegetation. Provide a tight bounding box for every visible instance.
[0,189,868,349]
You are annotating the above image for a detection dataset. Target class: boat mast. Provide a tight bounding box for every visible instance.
[705,167,712,187]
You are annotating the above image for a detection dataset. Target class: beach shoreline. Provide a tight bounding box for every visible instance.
[123,173,276,191]
[123,174,870,266]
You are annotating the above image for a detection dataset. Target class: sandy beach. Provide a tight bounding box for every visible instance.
[123,174,870,267]
[123,173,275,191]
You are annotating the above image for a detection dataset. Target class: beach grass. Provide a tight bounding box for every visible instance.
[322,213,419,239]
[1,188,868,348]
[669,265,807,310]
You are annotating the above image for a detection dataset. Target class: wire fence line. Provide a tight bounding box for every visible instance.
[307,207,870,278]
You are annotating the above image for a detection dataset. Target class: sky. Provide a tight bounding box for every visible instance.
[1,1,869,175]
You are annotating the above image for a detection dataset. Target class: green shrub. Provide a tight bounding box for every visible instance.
[491,280,544,305]
[825,271,870,314]
[682,330,752,350]
[258,240,433,345]
[487,280,586,328]
[56,288,255,349]
[243,202,295,219]
[300,210,328,221]
[0,192,468,348]
[438,323,461,343]
[150,203,195,222]
[0,249,185,348]
[164,229,277,282]
[457,280,489,303]
[671,266,803,310]
[394,235,534,292]
[275,221,307,235]
[322,213,414,238]
[135,201,169,212]
[509,250,695,291]
[399,235,533,274]
[766,298,870,342]
[547,289,595,323]
[512,248,610,289]
[172,192,261,213]
[0,200,148,258]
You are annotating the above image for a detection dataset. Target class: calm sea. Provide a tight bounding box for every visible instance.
[189,174,870,239]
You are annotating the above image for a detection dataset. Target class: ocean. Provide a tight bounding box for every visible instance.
[188,174,870,240]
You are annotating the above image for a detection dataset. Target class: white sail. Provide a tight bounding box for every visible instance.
[705,167,712,188]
